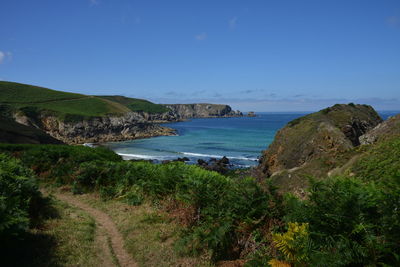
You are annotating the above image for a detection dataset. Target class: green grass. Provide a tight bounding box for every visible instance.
[99,95,170,114]
[0,81,130,122]
[0,81,85,103]
[0,81,170,121]
[26,97,129,119]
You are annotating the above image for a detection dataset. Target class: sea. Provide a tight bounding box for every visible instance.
[102,111,399,168]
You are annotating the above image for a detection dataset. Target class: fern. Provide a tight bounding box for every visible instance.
[268,259,291,267]
[272,222,309,265]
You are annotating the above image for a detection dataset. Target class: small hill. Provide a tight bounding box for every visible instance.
[98,95,170,114]
[258,103,383,194]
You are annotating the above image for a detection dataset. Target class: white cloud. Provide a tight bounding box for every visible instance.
[0,51,4,64]
[229,17,238,29]
[195,32,207,41]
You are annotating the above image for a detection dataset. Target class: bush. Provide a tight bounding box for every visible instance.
[0,154,42,238]
[284,176,399,266]
[0,144,121,184]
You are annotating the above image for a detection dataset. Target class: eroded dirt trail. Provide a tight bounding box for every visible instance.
[52,192,138,267]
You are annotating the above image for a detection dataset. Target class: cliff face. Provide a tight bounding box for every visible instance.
[12,103,241,144]
[258,104,382,192]
[13,112,176,144]
[164,104,242,119]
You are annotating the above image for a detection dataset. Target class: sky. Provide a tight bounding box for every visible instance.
[1,0,400,111]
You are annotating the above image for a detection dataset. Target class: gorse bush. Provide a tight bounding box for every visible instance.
[0,153,42,238]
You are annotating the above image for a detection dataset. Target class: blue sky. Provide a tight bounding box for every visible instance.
[1,0,399,111]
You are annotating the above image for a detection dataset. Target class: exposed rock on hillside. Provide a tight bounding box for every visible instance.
[164,104,242,119]
[11,103,242,144]
[13,112,176,144]
[359,114,400,145]
[258,104,382,177]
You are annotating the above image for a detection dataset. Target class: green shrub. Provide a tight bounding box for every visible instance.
[0,154,42,238]
[0,144,121,183]
[284,176,399,266]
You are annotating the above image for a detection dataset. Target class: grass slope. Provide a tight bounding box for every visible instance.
[0,81,130,121]
[99,95,170,114]
[0,81,85,103]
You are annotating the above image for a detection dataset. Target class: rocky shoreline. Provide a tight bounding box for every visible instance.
[11,103,245,144]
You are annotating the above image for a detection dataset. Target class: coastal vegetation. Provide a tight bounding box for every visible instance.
[1,100,399,266]
[1,129,399,266]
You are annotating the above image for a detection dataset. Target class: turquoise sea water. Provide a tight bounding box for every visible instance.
[103,111,399,168]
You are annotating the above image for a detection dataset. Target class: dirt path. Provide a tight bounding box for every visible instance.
[52,192,138,267]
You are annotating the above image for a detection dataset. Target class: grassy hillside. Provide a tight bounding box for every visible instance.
[0,81,85,103]
[0,82,172,121]
[0,81,130,121]
[98,95,170,114]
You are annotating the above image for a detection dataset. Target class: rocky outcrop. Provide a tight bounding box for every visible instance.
[11,103,242,144]
[359,114,400,145]
[13,112,176,144]
[197,156,232,174]
[164,104,243,119]
[258,104,382,177]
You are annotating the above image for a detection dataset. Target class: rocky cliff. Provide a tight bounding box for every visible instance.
[164,104,243,119]
[11,103,242,144]
[257,104,382,194]
[13,111,176,144]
